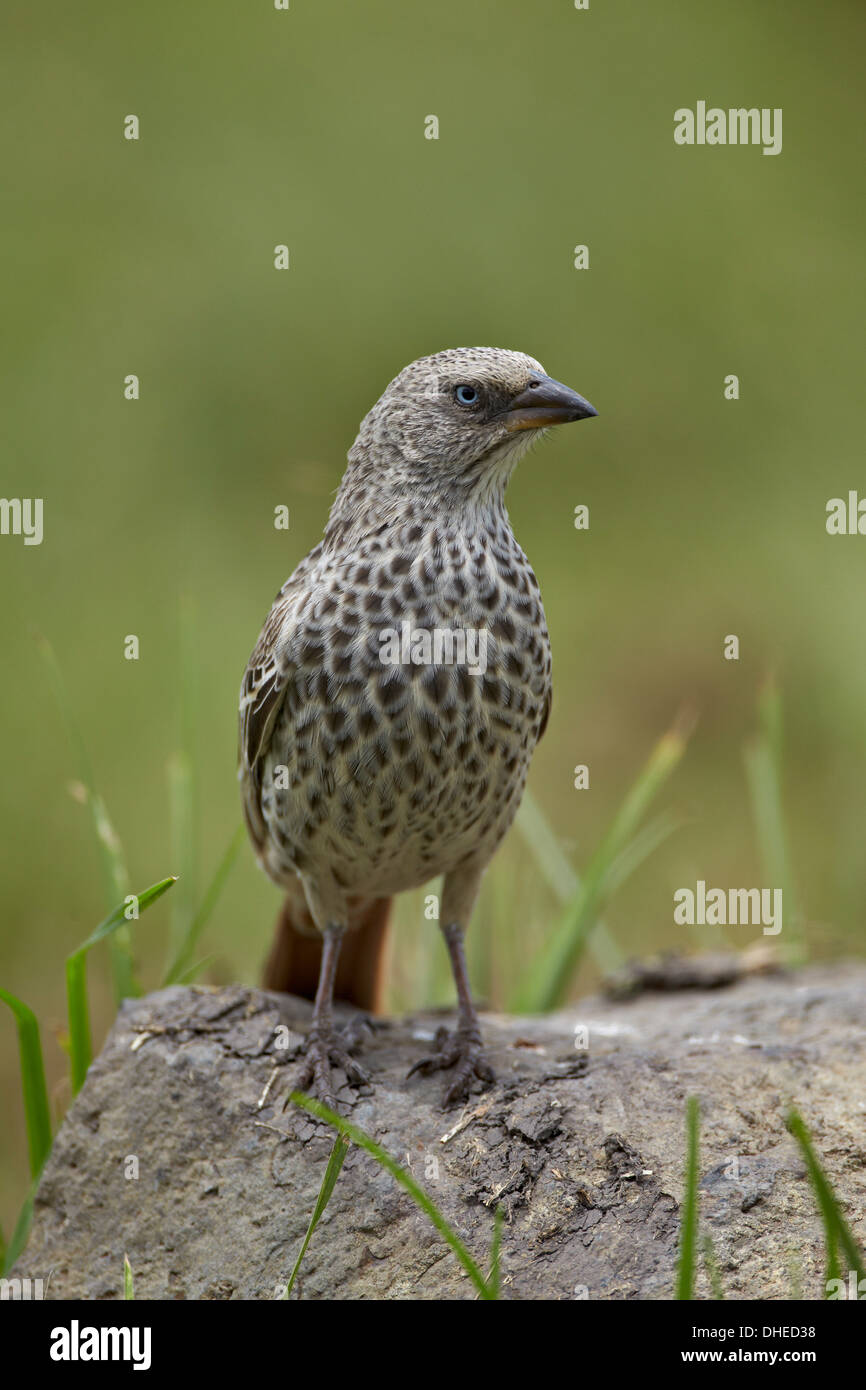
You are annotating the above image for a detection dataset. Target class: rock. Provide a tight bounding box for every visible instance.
[12,964,866,1300]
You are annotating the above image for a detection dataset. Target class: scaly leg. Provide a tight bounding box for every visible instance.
[295,923,371,1109]
[408,865,494,1107]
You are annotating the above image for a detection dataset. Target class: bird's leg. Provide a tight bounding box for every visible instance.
[295,923,371,1109]
[408,868,495,1106]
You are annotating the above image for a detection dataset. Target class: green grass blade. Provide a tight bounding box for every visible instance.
[487,1204,504,1299]
[108,934,136,1003]
[786,1107,865,1292]
[514,791,623,974]
[284,1134,350,1298]
[0,987,52,1179]
[744,678,805,964]
[36,635,98,812]
[66,877,177,1094]
[88,790,136,1001]
[66,953,91,1095]
[676,1096,700,1300]
[123,1253,134,1300]
[290,1091,495,1298]
[515,789,583,902]
[72,876,177,955]
[37,634,136,1001]
[172,955,217,986]
[163,824,245,986]
[167,751,197,967]
[167,595,201,971]
[512,717,691,1012]
[824,1227,842,1291]
[604,811,682,898]
[2,1178,39,1275]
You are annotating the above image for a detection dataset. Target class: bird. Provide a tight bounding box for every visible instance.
[238,347,597,1107]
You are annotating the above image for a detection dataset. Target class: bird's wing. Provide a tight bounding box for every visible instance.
[238,543,322,851]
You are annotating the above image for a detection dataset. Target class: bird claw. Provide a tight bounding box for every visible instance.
[337,1011,379,1051]
[407,1025,495,1108]
[294,1021,371,1111]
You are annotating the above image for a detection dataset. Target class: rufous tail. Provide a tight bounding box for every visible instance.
[262,879,391,1012]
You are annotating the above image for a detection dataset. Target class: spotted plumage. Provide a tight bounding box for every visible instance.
[239,347,597,1105]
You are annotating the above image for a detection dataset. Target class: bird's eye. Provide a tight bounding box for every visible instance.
[454,384,479,406]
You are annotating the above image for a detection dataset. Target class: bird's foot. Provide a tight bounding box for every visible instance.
[407,1024,495,1108]
[294,1018,372,1111]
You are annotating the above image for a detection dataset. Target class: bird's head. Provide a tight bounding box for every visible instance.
[348,346,597,504]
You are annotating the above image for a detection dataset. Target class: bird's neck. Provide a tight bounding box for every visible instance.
[323,447,513,552]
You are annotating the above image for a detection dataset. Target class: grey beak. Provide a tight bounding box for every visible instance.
[504,376,598,432]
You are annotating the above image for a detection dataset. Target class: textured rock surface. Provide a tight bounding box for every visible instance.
[14,964,866,1300]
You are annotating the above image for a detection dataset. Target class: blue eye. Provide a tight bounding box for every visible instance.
[455,384,478,405]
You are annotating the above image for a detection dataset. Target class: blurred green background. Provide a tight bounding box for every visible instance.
[2,0,865,1228]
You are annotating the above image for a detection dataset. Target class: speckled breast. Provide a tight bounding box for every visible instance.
[258,518,552,896]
